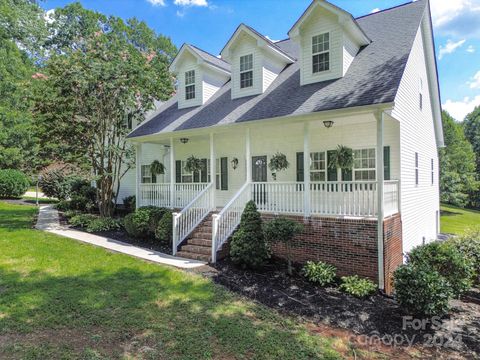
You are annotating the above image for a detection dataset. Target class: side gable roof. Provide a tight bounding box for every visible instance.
[129,0,428,140]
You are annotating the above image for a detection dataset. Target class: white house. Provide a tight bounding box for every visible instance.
[122,0,443,294]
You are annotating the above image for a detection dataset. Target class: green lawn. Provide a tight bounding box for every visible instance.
[0,201,349,360]
[441,204,480,235]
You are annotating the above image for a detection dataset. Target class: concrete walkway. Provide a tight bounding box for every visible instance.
[36,205,206,269]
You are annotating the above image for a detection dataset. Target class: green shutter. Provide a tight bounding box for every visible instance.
[296,152,304,182]
[200,159,208,183]
[175,160,182,183]
[384,146,391,181]
[221,157,228,190]
[327,150,338,181]
[342,169,352,181]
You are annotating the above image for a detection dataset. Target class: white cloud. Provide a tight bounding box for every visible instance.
[174,0,208,6]
[370,8,380,13]
[467,45,476,53]
[147,0,166,6]
[443,95,480,121]
[438,39,466,59]
[469,71,480,89]
[430,0,480,37]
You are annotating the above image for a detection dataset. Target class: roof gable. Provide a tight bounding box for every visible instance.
[170,44,231,74]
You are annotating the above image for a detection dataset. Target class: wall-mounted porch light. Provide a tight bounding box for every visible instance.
[180,138,189,144]
[323,120,334,129]
[231,157,239,170]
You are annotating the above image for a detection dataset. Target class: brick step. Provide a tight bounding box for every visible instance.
[186,238,212,247]
[176,251,210,262]
[181,244,211,255]
[189,231,212,239]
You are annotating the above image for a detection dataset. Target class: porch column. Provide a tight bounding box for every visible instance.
[303,123,311,218]
[135,143,142,208]
[245,128,251,183]
[210,133,216,209]
[376,112,385,291]
[169,137,175,209]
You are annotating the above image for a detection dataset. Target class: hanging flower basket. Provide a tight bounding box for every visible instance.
[150,160,165,176]
[184,155,203,173]
[329,145,354,169]
[269,152,290,180]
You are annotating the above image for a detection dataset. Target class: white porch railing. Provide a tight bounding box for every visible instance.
[172,183,214,255]
[251,182,305,215]
[310,181,378,217]
[140,183,209,208]
[211,182,251,263]
[384,180,400,217]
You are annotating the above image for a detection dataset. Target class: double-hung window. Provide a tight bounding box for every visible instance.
[240,54,253,89]
[141,165,156,184]
[312,33,330,74]
[353,149,376,181]
[310,152,326,181]
[185,70,195,100]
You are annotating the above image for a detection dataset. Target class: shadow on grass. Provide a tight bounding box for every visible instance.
[0,206,37,230]
[0,265,340,359]
[441,210,463,217]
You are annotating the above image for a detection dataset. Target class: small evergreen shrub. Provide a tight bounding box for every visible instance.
[302,261,337,286]
[447,228,480,282]
[55,200,71,212]
[155,211,173,243]
[86,217,120,233]
[339,275,377,298]
[408,241,475,296]
[230,201,269,269]
[64,210,82,219]
[0,169,30,198]
[69,214,98,228]
[264,217,303,275]
[123,206,166,239]
[394,262,453,316]
[123,195,136,212]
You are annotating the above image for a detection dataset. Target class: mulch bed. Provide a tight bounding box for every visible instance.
[203,258,480,359]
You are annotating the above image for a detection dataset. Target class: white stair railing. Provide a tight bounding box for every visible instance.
[172,183,214,255]
[211,182,251,263]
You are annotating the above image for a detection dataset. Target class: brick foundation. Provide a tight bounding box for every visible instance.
[256,213,403,294]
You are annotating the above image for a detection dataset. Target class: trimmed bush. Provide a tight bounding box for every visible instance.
[70,214,98,228]
[447,228,480,282]
[408,241,475,296]
[55,200,71,212]
[302,261,337,286]
[0,169,29,198]
[339,275,377,298]
[230,201,269,269]
[264,217,303,275]
[64,210,82,219]
[394,262,453,316]
[155,211,173,243]
[123,206,166,239]
[86,217,120,233]
[123,195,136,213]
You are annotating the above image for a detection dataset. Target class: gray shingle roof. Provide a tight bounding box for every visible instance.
[188,44,231,72]
[128,0,427,139]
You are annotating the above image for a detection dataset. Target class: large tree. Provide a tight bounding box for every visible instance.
[33,4,175,216]
[464,106,480,208]
[439,111,478,207]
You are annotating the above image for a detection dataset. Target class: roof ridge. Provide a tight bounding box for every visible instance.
[187,44,228,64]
[356,0,426,20]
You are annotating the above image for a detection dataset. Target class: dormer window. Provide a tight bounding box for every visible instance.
[240,54,253,89]
[312,33,330,74]
[185,70,196,100]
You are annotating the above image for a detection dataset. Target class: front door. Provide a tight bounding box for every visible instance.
[252,156,267,204]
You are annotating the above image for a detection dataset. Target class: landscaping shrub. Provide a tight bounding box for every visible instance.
[339,275,377,298]
[155,211,173,243]
[86,217,120,233]
[302,261,337,286]
[55,200,71,212]
[408,241,475,296]
[230,201,269,269]
[264,217,303,275]
[394,262,453,316]
[0,169,29,198]
[63,210,82,219]
[123,206,166,239]
[123,195,136,212]
[38,163,90,201]
[447,228,480,282]
[69,214,98,228]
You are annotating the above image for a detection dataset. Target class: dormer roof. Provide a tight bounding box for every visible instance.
[288,0,370,46]
[170,43,231,74]
[220,23,296,63]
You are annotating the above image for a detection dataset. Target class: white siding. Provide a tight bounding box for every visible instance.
[231,34,263,99]
[343,34,359,76]
[202,68,228,104]
[177,53,203,109]
[391,25,440,253]
[262,55,284,92]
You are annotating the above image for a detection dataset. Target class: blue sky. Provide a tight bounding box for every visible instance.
[40,0,480,121]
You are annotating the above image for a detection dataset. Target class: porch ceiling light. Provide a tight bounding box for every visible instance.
[323,120,334,129]
[180,138,189,144]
